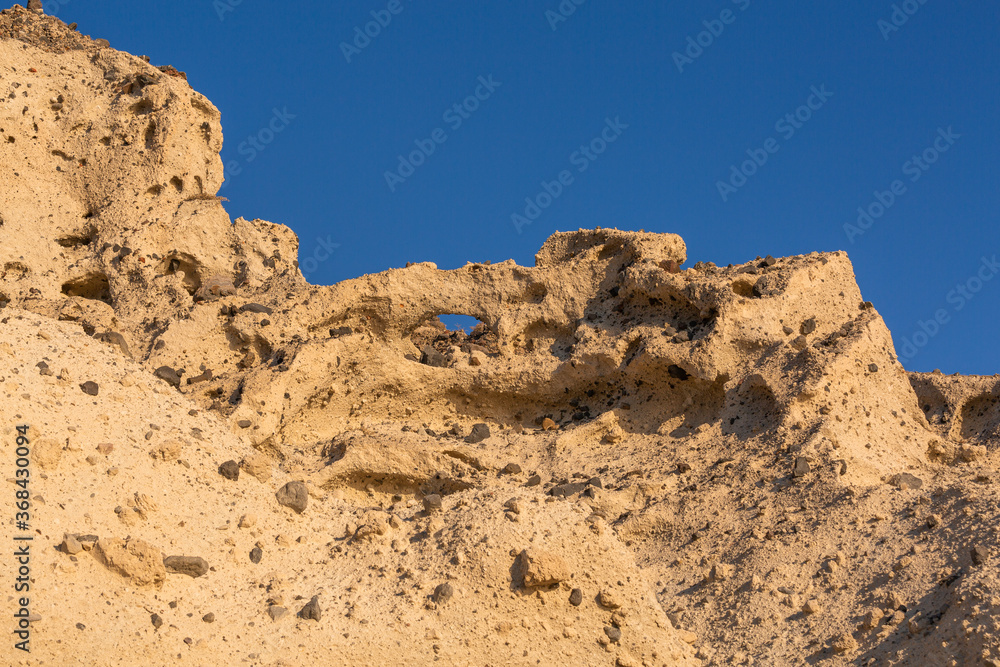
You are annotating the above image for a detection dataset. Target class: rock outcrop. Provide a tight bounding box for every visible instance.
[2,6,998,666]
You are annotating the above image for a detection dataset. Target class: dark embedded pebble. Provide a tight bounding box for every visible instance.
[240,303,273,314]
[500,463,522,475]
[893,473,923,490]
[298,595,321,621]
[525,474,542,487]
[218,460,240,481]
[202,613,215,623]
[151,613,163,630]
[550,482,589,497]
[972,546,988,566]
[793,457,810,478]
[569,588,583,606]
[250,547,263,564]
[79,381,99,396]
[604,626,622,643]
[163,555,209,578]
[432,582,454,605]
[153,366,182,387]
[465,423,491,443]
[275,480,308,513]
[800,318,817,335]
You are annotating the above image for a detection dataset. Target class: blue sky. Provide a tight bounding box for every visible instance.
[47,1,999,374]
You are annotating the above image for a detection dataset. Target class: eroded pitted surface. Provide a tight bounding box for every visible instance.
[2,5,1000,667]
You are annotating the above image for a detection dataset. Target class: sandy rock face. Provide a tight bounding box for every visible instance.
[2,6,1000,667]
[94,538,166,588]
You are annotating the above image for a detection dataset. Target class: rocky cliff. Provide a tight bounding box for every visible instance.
[2,5,998,666]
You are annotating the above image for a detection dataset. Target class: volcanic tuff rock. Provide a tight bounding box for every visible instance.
[2,5,1000,667]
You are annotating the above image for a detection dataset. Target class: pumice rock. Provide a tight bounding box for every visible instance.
[1,6,998,666]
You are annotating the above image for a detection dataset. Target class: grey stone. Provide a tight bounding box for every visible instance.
[972,546,988,566]
[95,331,131,358]
[202,613,215,623]
[800,318,817,335]
[218,460,240,481]
[61,533,83,555]
[432,582,454,605]
[249,547,263,564]
[151,613,163,629]
[550,482,588,497]
[500,463,522,475]
[298,595,321,621]
[893,473,923,490]
[569,588,583,606]
[163,555,209,578]
[153,366,182,387]
[275,480,308,513]
[604,626,622,643]
[793,457,810,478]
[79,381,99,396]
[267,605,287,621]
[465,423,491,444]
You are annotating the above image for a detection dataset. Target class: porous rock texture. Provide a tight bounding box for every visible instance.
[2,6,999,666]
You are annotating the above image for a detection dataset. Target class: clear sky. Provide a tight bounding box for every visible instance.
[43,0,999,375]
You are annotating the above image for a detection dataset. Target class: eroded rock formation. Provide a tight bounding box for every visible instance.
[2,6,998,666]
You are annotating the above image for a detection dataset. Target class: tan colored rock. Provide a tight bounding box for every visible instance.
[514,549,570,588]
[598,589,624,610]
[240,450,272,481]
[149,439,183,461]
[94,538,166,588]
[31,438,63,470]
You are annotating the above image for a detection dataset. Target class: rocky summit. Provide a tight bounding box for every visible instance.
[2,5,999,667]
